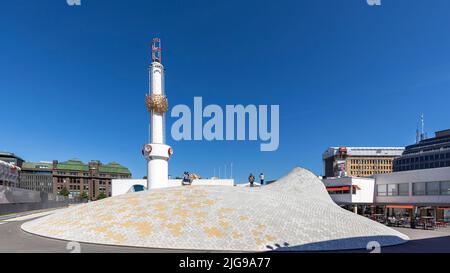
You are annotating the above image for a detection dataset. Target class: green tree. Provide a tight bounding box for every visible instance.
[97,192,107,200]
[81,191,89,200]
[59,187,70,197]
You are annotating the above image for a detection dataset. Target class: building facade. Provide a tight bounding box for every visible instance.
[20,162,53,193]
[52,159,131,200]
[393,129,450,172]
[375,167,450,222]
[0,151,24,168]
[323,147,404,178]
[322,167,450,222]
[0,160,21,187]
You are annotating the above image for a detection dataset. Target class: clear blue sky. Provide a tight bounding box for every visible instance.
[1,0,449,182]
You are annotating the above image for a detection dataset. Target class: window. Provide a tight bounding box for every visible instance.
[387,184,398,196]
[441,181,450,195]
[377,184,387,196]
[413,182,426,195]
[427,181,440,195]
[398,183,409,196]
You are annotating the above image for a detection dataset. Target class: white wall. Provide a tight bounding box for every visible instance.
[112,179,235,197]
[322,177,375,205]
[351,177,375,204]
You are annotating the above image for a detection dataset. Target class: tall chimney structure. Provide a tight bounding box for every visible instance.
[142,38,173,189]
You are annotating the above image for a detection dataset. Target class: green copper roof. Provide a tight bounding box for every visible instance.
[56,160,89,171]
[22,162,52,170]
[99,162,131,174]
[54,160,131,174]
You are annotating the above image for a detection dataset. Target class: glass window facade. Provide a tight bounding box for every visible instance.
[379,183,410,196]
[441,181,450,195]
[427,181,440,195]
[413,182,426,196]
[398,183,409,196]
[377,184,387,196]
[387,184,398,196]
[392,131,450,172]
[411,181,450,196]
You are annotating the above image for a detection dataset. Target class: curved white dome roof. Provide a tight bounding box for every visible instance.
[22,167,408,251]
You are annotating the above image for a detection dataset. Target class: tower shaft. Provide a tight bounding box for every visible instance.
[142,38,173,189]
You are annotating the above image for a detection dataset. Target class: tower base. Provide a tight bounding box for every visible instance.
[143,143,172,189]
[147,157,169,189]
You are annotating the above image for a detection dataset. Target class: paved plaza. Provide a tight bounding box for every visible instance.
[21,168,407,252]
[2,219,450,253]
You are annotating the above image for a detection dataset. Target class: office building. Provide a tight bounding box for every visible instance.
[393,129,450,172]
[20,162,53,193]
[323,147,404,178]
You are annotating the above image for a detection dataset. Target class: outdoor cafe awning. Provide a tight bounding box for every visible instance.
[326,186,350,192]
[386,205,414,209]
[326,185,360,192]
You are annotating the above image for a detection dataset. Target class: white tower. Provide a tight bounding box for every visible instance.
[142,38,173,189]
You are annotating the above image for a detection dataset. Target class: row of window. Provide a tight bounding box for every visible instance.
[405,145,450,156]
[412,181,450,196]
[68,190,112,197]
[56,178,112,185]
[350,165,391,170]
[394,161,450,171]
[55,171,124,178]
[377,183,409,196]
[350,170,391,176]
[377,181,450,196]
[395,153,450,165]
[350,159,393,165]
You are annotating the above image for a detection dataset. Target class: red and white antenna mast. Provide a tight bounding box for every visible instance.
[143,38,172,189]
[151,38,162,63]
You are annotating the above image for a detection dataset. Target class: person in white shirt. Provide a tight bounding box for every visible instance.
[259,173,265,186]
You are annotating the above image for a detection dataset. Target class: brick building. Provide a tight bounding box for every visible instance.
[52,159,131,200]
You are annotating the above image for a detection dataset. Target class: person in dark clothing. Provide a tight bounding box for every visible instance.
[248,173,255,187]
[182,171,191,185]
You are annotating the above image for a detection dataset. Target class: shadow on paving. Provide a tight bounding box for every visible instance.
[321,235,450,253]
[268,235,405,253]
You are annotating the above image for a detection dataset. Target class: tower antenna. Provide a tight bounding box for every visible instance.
[152,38,162,63]
[416,113,426,143]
